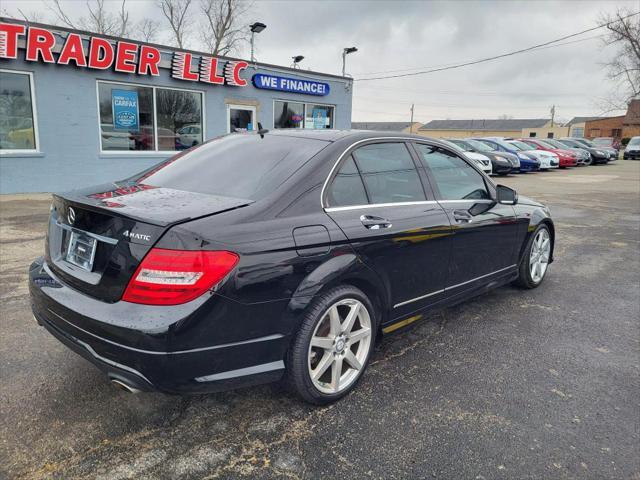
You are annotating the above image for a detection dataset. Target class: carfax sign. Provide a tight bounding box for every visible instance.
[252,73,330,96]
[111,89,139,131]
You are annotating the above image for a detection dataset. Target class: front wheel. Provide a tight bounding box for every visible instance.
[287,286,376,404]
[514,224,552,289]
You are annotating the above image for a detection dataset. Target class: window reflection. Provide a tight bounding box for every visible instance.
[0,71,36,151]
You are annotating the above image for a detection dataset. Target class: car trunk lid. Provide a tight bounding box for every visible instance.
[46,184,252,303]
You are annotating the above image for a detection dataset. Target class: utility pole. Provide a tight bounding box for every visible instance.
[410,103,414,133]
[550,105,556,127]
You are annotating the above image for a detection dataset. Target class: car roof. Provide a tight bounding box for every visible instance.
[264,129,438,143]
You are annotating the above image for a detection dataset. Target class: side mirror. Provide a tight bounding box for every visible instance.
[496,185,518,205]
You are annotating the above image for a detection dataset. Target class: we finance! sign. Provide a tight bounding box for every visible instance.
[252,73,330,96]
[0,21,248,87]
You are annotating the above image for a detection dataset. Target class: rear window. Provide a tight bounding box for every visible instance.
[132,134,329,200]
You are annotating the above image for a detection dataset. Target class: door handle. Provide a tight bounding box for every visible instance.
[360,215,392,230]
[453,209,473,223]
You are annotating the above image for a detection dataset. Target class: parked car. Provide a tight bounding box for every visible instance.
[446,138,513,175]
[100,124,135,151]
[441,139,492,174]
[29,131,555,404]
[592,136,621,153]
[504,140,559,170]
[473,137,540,172]
[518,138,578,168]
[623,136,640,160]
[177,124,203,149]
[542,138,591,165]
[557,138,610,164]
[569,137,617,160]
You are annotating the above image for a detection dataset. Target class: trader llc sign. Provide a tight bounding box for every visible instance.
[0,21,248,87]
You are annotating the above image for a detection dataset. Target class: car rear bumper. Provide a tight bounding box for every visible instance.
[29,257,289,394]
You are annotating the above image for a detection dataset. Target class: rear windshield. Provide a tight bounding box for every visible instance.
[131,134,329,200]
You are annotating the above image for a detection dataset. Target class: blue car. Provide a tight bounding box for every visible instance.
[473,137,540,172]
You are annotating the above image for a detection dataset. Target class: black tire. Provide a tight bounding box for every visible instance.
[286,285,377,405]
[514,224,552,289]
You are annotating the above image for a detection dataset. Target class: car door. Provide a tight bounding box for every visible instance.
[412,142,520,296]
[324,140,453,317]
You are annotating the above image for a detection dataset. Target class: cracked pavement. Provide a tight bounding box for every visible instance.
[1,161,639,479]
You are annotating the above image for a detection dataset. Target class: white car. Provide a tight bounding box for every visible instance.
[100,124,134,151]
[506,140,559,169]
[177,124,202,148]
[441,139,492,174]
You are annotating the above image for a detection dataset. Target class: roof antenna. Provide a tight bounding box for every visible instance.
[257,122,269,139]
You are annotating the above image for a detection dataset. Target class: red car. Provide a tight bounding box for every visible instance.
[517,138,578,168]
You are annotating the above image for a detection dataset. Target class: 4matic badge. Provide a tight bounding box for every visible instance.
[122,230,151,242]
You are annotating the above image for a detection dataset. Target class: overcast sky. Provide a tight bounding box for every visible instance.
[2,0,637,123]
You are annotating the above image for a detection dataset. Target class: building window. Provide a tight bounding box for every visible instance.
[274,100,334,129]
[547,132,554,138]
[572,127,584,138]
[274,101,304,129]
[97,81,203,152]
[157,88,203,149]
[305,104,334,129]
[529,132,537,137]
[0,70,38,152]
[612,128,622,138]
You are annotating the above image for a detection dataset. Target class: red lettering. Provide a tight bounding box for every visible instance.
[87,37,114,69]
[199,57,225,84]
[138,45,161,76]
[0,23,26,59]
[25,27,56,63]
[171,52,199,81]
[114,41,138,73]
[232,61,248,86]
[57,33,87,67]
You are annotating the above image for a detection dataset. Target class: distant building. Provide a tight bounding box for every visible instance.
[564,116,608,138]
[584,116,625,140]
[622,99,640,139]
[351,121,423,133]
[417,118,549,139]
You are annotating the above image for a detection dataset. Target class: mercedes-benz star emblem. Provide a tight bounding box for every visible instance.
[67,207,76,225]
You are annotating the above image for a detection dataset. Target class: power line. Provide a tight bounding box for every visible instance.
[355,12,639,82]
[353,34,604,77]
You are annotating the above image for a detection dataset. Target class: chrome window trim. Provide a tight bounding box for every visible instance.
[325,200,439,213]
[321,136,496,210]
[55,219,119,245]
[437,199,494,204]
[393,264,517,309]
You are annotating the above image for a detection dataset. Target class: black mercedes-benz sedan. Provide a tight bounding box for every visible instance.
[29,130,554,404]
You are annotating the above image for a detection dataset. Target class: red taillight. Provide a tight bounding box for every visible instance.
[122,248,239,305]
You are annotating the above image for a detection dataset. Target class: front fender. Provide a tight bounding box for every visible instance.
[517,206,555,264]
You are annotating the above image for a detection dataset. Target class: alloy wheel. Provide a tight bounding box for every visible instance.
[307,298,372,394]
[530,229,551,283]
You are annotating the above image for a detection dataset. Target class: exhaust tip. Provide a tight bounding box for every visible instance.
[110,378,141,394]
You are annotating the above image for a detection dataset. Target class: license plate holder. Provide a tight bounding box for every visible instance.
[65,231,97,271]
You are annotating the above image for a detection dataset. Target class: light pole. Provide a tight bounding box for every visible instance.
[249,22,266,64]
[291,55,304,69]
[342,47,358,76]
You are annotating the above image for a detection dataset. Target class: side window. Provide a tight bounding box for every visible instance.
[352,143,426,204]
[327,156,368,207]
[415,144,490,201]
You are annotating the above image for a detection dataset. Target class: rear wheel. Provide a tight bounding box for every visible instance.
[287,286,376,404]
[514,224,552,289]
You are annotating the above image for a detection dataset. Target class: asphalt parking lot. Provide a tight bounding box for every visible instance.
[1,160,639,480]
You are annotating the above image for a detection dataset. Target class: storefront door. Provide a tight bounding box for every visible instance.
[227,105,256,133]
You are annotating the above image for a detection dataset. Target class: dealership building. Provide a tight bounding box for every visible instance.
[0,18,353,193]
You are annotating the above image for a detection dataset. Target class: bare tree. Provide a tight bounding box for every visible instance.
[47,0,130,36]
[135,18,161,43]
[200,0,250,56]
[158,0,192,48]
[598,8,640,111]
